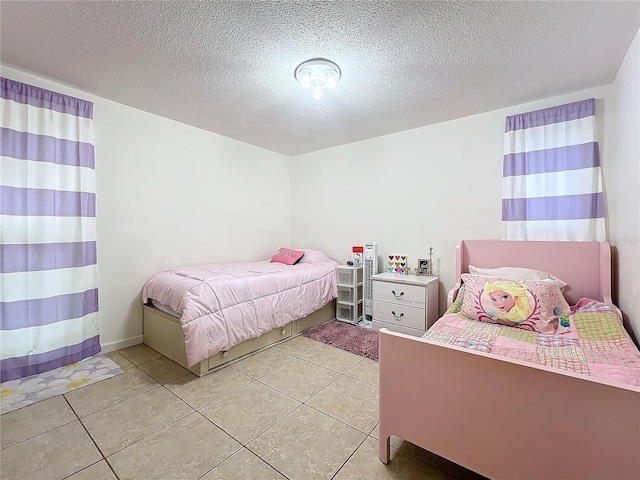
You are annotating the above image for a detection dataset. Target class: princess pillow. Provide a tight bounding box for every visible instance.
[459,274,571,334]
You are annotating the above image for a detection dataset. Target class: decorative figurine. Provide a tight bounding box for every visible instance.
[414,267,421,276]
[426,247,435,276]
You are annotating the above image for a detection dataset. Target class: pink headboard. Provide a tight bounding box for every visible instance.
[454,240,613,306]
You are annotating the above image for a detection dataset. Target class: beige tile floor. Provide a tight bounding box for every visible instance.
[0,336,487,480]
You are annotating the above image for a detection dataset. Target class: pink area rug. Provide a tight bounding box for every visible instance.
[302,320,379,361]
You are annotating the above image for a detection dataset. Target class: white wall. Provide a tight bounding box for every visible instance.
[607,29,640,343]
[290,86,612,317]
[5,38,638,349]
[2,66,291,351]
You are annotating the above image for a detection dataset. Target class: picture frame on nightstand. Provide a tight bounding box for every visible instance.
[387,255,407,274]
[418,259,430,275]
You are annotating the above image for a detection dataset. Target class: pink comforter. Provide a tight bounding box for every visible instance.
[142,250,338,366]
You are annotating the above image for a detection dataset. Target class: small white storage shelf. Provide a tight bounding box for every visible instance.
[336,265,363,324]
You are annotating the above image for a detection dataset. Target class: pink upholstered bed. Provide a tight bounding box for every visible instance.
[379,240,640,480]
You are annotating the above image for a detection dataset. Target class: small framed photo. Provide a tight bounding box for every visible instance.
[387,255,407,274]
[418,259,430,275]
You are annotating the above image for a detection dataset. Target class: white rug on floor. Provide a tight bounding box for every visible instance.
[0,354,123,414]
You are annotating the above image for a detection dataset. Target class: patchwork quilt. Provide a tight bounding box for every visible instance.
[425,298,640,386]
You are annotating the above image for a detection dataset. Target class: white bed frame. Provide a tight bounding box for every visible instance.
[143,300,335,376]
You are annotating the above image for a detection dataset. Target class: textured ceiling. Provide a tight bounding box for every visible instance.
[1,1,639,156]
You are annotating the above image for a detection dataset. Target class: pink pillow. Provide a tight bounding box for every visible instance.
[270,248,305,265]
[460,274,571,334]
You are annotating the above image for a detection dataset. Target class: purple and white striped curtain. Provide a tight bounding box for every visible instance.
[0,78,100,381]
[501,98,605,241]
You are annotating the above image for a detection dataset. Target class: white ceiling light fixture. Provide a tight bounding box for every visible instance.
[295,58,341,99]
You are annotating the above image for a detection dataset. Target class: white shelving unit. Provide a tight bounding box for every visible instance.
[336,265,363,324]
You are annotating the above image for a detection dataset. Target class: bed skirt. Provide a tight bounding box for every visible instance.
[142,300,336,376]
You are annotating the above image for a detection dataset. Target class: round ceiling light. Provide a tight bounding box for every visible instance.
[295,58,341,99]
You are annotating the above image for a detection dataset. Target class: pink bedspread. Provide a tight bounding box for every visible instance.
[142,250,338,366]
[425,298,640,386]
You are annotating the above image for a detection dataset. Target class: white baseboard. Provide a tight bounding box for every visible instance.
[100,335,144,354]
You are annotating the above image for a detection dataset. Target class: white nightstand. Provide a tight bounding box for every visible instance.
[336,265,363,324]
[371,273,439,336]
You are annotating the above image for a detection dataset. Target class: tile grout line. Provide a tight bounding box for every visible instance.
[229,354,298,378]
[67,368,163,419]
[302,370,380,435]
[92,410,196,459]
[182,411,287,480]
[193,366,374,459]
[329,432,370,480]
[0,399,79,451]
[61,367,193,468]
[244,401,306,441]
[61,394,122,479]
[126,343,467,479]
[106,404,211,467]
[249,341,384,478]
[252,370,337,405]
[166,373,255,412]
[5,342,480,480]
[296,357,363,376]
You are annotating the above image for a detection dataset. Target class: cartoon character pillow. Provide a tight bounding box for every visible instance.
[460,274,571,334]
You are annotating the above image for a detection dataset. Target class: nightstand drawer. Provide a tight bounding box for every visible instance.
[372,321,424,337]
[373,282,425,307]
[373,300,426,330]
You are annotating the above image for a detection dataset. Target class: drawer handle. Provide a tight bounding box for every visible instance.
[391,290,404,300]
[391,310,405,321]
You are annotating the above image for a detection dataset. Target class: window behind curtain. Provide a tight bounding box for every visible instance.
[502,98,605,241]
[0,77,100,381]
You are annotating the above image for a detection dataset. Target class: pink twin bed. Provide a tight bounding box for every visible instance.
[141,249,338,375]
[379,240,640,480]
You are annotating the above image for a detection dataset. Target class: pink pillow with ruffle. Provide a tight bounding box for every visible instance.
[460,274,571,334]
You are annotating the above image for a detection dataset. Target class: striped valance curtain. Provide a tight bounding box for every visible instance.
[502,98,605,241]
[1,77,100,381]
